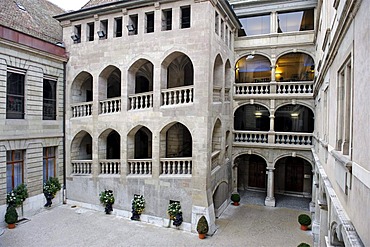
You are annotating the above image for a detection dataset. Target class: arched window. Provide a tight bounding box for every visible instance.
[276,53,314,82]
[275,104,314,132]
[236,55,271,83]
[234,104,270,131]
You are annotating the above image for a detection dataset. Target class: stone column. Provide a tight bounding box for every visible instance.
[265,167,275,207]
[268,111,275,144]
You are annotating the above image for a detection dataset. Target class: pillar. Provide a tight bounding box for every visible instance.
[265,167,275,207]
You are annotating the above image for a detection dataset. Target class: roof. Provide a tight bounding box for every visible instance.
[0,0,66,44]
[82,0,119,9]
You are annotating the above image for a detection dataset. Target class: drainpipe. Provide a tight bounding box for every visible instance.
[62,61,67,204]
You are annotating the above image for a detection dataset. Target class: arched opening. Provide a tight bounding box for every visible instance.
[71,131,93,160]
[275,53,314,82]
[166,54,194,88]
[274,157,312,195]
[98,129,121,159]
[235,154,267,191]
[275,104,314,132]
[98,66,121,100]
[224,60,232,101]
[213,182,229,218]
[211,119,222,170]
[234,104,270,131]
[164,123,192,158]
[135,62,153,94]
[213,55,223,102]
[71,72,93,103]
[134,127,152,159]
[235,55,271,83]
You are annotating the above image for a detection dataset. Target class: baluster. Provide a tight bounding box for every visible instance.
[235,133,240,142]
[188,161,192,174]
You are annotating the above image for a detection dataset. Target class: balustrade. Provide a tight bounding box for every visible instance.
[100,97,121,114]
[71,160,92,175]
[128,92,153,110]
[127,159,152,175]
[161,85,193,106]
[275,132,313,145]
[234,83,270,95]
[160,158,192,175]
[99,160,120,174]
[234,131,268,143]
[276,82,313,94]
[211,151,220,171]
[71,102,93,118]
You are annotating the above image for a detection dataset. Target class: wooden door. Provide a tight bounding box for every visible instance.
[285,161,304,192]
[248,157,266,188]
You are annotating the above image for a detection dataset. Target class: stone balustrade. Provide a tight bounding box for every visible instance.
[127,159,152,175]
[71,102,93,118]
[160,157,192,175]
[99,160,121,174]
[128,92,153,110]
[234,131,268,143]
[100,97,121,114]
[276,81,313,94]
[71,160,92,174]
[161,85,193,106]
[211,150,220,170]
[234,83,270,95]
[275,132,313,145]
[234,81,314,96]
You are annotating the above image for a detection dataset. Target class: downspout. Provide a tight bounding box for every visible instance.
[62,61,67,204]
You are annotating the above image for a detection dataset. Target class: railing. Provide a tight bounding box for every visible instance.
[71,160,92,175]
[277,82,313,94]
[275,132,313,145]
[234,131,268,143]
[100,97,121,114]
[99,160,120,174]
[71,102,93,118]
[213,87,222,102]
[234,83,270,95]
[160,157,192,175]
[161,85,193,106]
[128,92,153,110]
[211,150,220,170]
[127,159,152,175]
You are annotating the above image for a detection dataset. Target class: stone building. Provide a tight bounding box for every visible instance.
[0,0,66,218]
[54,0,239,232]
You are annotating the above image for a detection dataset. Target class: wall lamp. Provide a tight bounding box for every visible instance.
[97,30,106,38]
[126,24,136,32]
[70,34,80,42]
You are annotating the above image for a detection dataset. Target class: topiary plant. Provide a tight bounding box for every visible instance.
[298,214,311,226]
[297,243,310,247]
[196,216,209,234]
[5,206,18,224]
[231,193,240,203]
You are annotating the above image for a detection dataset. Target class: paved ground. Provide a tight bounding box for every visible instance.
[0,196,313,247]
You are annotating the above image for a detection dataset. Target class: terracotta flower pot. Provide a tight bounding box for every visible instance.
[198,233,206,239]
[233,201,240,206]
[8,223,16,229]
[300,224,308,231]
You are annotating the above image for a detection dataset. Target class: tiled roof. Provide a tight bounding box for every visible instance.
[82,0,119,9]
[0,0,65,44]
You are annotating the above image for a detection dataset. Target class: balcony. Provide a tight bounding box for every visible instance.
[160,157,192,175]
[127,159,152,175]
[71,102,93,118]
[161,85,193,106]
[99,159,120,175]
[128,92,153,110]
[234,81,314,99]
[100,97,121,114]
[233,130,313,148]
[71,160,92,175]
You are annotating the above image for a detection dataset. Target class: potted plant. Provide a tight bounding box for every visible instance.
[196,216,209,239]
[5,206,18,229]
[167,201,183,227]
[99,189,115,214]
[131,194,145,221]
[297,243,310,247]
[231,193,241,206]
[6,183,28,208]
[43,177,61,207]
[298,214,311,230]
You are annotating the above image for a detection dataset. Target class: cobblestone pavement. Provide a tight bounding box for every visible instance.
[0,200,312,247]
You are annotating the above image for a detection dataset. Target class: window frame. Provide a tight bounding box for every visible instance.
[162,9,172,31]
[6,69,25,119]
[180,6,191,29]
[6,150,24,193]
[43,147,57,182]
[43,77,57,120]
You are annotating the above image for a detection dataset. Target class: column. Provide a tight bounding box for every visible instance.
[265,167,275,207]
[268,111,275,144]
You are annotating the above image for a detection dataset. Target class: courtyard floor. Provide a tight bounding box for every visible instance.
[0,196,312,247]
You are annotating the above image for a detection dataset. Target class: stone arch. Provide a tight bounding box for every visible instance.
[212,119,222,152]
[224,60,232,101]
[234,103,270,131]
[128,58,154,95]
[275,52,315,82]
[275,104,314,132]
[213,54,223,90]
[70,71,93,103]
[127,126,153,159]
[98,128,121,159]
[161,52,194,89]
[274,156,313,195]
[235,154,268,191]
[98,65,121,100]
[160,122,192,158]
[330,222,345,246]
[70,130,93,160]
[212,180,229,218]
[235,54,272,83]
